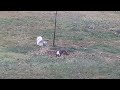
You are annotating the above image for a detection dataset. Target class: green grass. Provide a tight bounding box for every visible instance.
[90,44,120,54]
[0,11,120,79]
[6,46,33,54]
[89,31,120,40]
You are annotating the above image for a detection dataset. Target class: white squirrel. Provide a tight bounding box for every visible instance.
[37,36,47,46]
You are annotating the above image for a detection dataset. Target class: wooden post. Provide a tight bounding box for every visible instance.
[53,11,57,47]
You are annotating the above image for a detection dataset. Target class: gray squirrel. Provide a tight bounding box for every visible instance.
[56,50,69,57]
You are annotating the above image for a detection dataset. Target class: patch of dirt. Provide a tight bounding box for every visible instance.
[30,46,70,57]
[29,39,98,58]
[29,45,84,58]
[30,47,50,56]
[66,51,84,58]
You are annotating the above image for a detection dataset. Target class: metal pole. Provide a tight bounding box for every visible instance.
[53,11,57,47]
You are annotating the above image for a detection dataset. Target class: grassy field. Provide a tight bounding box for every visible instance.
[0,11,120,79]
